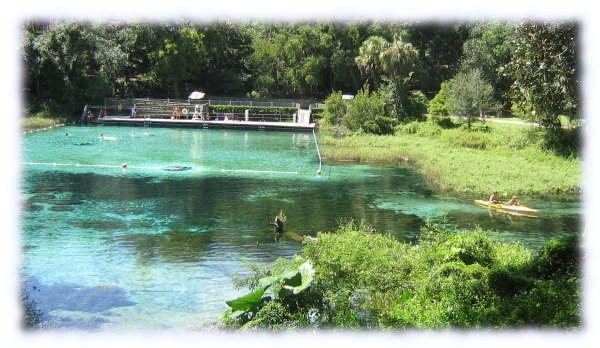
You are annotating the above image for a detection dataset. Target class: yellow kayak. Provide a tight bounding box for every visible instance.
[474,200,538,217]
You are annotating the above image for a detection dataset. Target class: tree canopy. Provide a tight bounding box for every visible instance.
[22,18,580,139]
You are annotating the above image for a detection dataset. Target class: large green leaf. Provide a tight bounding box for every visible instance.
[283,271,302,287]
[293,261,315,294]
[258,276,279,289]
[225,287,266,312]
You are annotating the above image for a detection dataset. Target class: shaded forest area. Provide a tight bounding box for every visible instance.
[21,20,486,113]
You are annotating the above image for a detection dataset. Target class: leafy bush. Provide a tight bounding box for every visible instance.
[397,120,442,137]
[446,69,499,122]
[343,85,387,134]
[362,115,397,135]
[329,125,350,138]
[392,261,495,328]
[534,233,579,279]
[428,81,450,116]
[311,106,324,120]
[222,222,581,330]
[542,126,581,158]
[433,116,458,129]
[321,91,347,127]
[221,257,317,330]
[403,90,429,121]
[209,105,298,117]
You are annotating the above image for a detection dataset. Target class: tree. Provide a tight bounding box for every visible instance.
[343,84,395,135]
[446,69,498,124]
[145,24,206,98]
[24,20,113,113]
[93,23,138,97]
[355,35,419,122]
[406,23,470,95]
[249,22,334,98]
[200,20,253,95]
[321,91,347,128]
[355,36,388,87]
[503,21,579,131]
[428,81,450,116]
[460,22,513,108]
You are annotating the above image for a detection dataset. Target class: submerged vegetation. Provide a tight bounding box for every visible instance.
[221,220,580,330]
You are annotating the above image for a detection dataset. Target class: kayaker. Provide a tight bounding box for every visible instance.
[506,195,520,206]
[489,191,500,204]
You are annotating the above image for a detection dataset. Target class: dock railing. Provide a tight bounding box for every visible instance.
[83,96,316,124]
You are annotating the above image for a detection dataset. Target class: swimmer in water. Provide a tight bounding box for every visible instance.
[99,133,117,141]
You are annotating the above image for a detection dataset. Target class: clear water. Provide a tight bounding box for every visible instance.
[20,125,582,331]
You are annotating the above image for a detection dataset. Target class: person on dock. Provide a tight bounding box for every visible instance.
[489,191,500,204]
[506,195,520,206]
[172,107,181,119]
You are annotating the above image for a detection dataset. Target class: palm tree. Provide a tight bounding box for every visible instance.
[380,38,418,82]
[355,36,388,87]
[355,36,418,90]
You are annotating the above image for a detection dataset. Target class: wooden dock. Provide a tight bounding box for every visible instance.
[97,116,316,131]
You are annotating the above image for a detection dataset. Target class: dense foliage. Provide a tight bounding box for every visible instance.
[23,20,419,114]
[22,19,580,151]
[503,21,579,156]
[22,20,482,115]
[445,69,499,123]
[428,81,450,116]
[221,220,580,330]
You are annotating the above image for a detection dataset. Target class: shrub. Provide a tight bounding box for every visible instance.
[433,116,458,129]
[428,82,450,116]
[208,105,298,118]
[362,115,397,135]
[343,85,387,133]
[534,233,579,279]
[541,126,581,158]
[397,120,442,137]
[321,91,347,127]
[403,90,429,121]
[222,222,581,330]
[446,69,499,122]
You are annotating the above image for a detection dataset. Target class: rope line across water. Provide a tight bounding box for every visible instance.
[22,161,302,175]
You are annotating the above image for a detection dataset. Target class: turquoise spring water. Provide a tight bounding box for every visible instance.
[20,125,581,331]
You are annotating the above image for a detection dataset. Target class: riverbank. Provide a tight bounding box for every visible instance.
[22,114,68,133]
[318,120,581,199]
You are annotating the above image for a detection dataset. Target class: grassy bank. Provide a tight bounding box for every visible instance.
[318,120,581,198]
[22,110,68,133]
